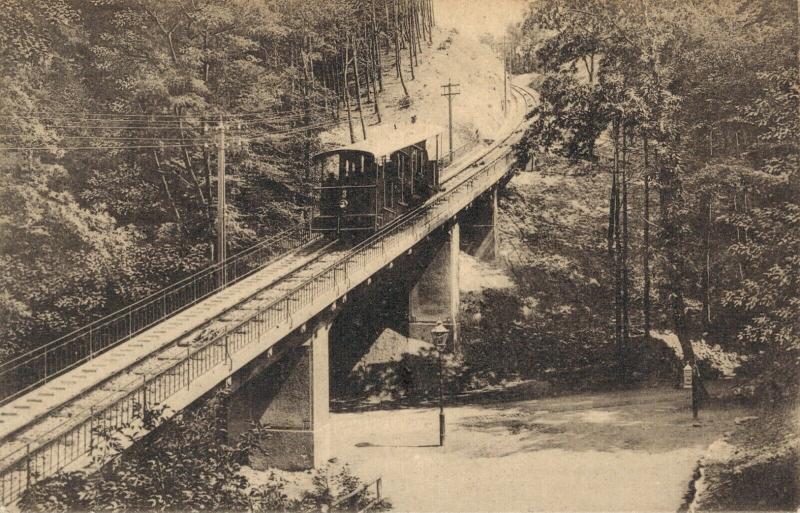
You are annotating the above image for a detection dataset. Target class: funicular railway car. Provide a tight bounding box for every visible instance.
[311,123,444,237]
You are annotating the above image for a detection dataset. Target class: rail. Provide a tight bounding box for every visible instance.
[330,477,383,512]
[0,84,535,506]
[437,139,478,168]
[0,223,317,407]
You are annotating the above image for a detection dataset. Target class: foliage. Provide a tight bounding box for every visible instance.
[510,0,799,397]
[298,462,391,513]
[1,0,436,365]
[19,392,389,512]
[346,350,466,401]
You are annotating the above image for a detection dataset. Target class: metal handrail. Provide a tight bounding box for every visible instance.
[0,223,317,406]
[437,139,478,168]
[0,84,536,506]
[331,477,383,512]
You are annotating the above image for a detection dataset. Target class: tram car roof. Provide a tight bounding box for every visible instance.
[313,123,444,162]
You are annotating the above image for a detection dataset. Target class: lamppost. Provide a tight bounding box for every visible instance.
[431,320,450,447]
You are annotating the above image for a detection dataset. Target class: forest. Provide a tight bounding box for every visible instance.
[497,0,799,398]
[3,0,799,510]
[0,0,434,363]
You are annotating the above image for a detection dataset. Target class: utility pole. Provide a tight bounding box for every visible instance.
[441,79,460,162]
[503,60,508,116]
[499,39,509,115]
[217,121,227,284]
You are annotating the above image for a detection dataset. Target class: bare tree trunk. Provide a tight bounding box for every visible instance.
[371,0,384,92]
[352,37,368,140]
[343,48,355,143]
[366,31,382,122]
[407,9,416,78]
[361,27,373,105]
[395,3,409,97]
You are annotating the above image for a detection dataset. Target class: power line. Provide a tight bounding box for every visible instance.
[0,143,200,151]
[0,105,334,123]
[0,135,212,141]
[0,117,347,151]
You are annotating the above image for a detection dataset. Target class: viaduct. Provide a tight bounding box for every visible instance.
[0,82,535,506]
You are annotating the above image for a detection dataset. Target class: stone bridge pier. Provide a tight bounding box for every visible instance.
[226,318,332,470]
[224,186,499,471]
[459,187,499,262]
[408,221,461,350]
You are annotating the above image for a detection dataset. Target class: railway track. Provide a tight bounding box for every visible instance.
[0,80,537,506]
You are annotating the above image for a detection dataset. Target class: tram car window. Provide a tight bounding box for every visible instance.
[311,123,443,237]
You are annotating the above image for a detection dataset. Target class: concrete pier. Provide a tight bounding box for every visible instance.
[460,188,498,261]
[227,322,330,470]
[408,221,460,350]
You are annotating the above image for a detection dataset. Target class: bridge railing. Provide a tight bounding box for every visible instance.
[0,143,517,507]
[437,139,478,169]
[0,85,534,506]
[0,223,316,407]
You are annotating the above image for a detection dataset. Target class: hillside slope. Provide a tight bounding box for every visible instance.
[322,26,507,153]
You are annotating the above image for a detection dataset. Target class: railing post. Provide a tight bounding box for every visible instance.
[225,334,232,369]
[127,310,132,340]
[89,406,95,450]
[141,374,147,413]
[25,444,31,490]
[185,348,191,389]
[376,477,382,501]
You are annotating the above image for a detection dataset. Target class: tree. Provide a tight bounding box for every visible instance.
[513,0,799,393]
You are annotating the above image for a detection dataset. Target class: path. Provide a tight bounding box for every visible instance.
[330,386,751,512]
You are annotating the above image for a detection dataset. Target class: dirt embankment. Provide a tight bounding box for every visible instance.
[683,405,799,512]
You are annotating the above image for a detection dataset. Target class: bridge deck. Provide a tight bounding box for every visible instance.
[0,81,536,506]
[0,238,334,446]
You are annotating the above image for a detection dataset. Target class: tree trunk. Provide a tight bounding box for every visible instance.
[611,120,623,384]
[642,137,651,337]
[701,195,713,331]
[621,126,630,384]
[342,48,355,143]
[657,150,695,364]
[352,37,368,140]
[302,37,312,180]
[607,132,618,256]
[370,0,384,92]
[395,4,409,97]
[366,31,382,122]
[361,27,373,105]
[408,21,416,77]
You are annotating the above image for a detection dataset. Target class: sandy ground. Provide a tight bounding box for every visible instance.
[322,24,508,154]
[329,386,752,512]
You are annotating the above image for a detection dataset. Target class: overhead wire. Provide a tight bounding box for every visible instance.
[0,114,349,151]
[0,105,333,123]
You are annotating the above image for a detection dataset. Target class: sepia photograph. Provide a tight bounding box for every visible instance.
[0,0,797,511]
